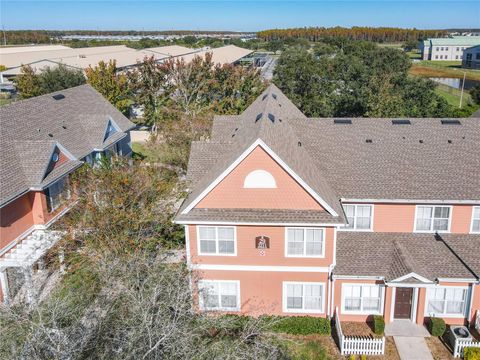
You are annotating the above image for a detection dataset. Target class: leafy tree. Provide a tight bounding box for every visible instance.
[85,60,132,114]
[38,64,85,93]
[14,64,85,99]
[470,85,480,105]
[273,47,336,117]
[127,56,167,125]
[274,40,455,118]
[14,65,43,99]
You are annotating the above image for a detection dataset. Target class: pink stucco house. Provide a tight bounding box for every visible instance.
[174,84,480,328]
[0,85,134,303]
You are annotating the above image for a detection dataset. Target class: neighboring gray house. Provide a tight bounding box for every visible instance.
[420,36,480,61]
[463,45,480,69]
[0,84,134,304]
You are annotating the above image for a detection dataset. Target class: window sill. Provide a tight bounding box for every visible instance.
[283,308,324,314]
[201,307,240,312]
[197,252,237,257]
[285,254,325,259]
[341,310,383,316]
[337,228,373,232]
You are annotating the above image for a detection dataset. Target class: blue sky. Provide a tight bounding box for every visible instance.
[1,1,479,31]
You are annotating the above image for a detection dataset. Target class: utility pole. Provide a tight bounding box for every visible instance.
[459,71,466,108]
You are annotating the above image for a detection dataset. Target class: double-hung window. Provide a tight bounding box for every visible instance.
[471,207,480,233]
[197,226,236,255]
[283,282,324,313]
[342,284,383,314]
[342,204,373,230]
[415,206,451,232]
[285,228,324,257]
[426,287,467,317]
[198,280,240,311]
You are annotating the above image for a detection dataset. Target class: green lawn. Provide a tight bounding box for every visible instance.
[410,60,480,81]
[131,142,159,162]
[0,97,13,107]
[435,84,479,115]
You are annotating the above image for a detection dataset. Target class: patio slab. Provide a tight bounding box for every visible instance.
[386,320,430,337]
[394,336,433,360]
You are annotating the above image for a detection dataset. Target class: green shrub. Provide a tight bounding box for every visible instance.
[427,317,446,337]
[373,315,385,336]
[464,347,480,360]
[270,316,331,335]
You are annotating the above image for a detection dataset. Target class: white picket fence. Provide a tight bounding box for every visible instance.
[335,307,385,356]
[453,338,480,358]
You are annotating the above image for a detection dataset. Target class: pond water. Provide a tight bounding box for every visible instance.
[430,77,480,90]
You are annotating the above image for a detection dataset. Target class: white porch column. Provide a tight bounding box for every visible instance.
[0,269,9,305]
[23,266,35,306]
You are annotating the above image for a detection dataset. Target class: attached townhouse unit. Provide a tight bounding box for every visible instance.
[420,36,480,61]
[0,84,134,303]
[174,84,480,329]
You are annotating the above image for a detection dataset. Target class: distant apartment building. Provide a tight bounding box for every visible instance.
[0,85,134,303]
[462,45,480,69]
[420,36,480,61]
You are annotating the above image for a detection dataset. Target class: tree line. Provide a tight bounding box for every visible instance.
[273,38,469,118]
[258,26,449,43]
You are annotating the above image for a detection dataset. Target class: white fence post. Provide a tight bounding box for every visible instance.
[453,338,480,358]
[334,307,385,356]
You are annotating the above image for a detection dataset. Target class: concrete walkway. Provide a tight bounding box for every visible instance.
[385,320,430,337]
[394,337,433,360]
[386,321,433,360]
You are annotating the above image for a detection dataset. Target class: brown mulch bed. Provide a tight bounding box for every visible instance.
[342,321,377,337]
[425,336,454,360]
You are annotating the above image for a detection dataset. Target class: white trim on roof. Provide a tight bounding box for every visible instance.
[174,220,344,227]
[390,272,433,284]
[181,138,339,217]
[40,141,77,181]
[341,198,480,205]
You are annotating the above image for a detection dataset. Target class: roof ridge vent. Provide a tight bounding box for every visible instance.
[334,119,352,124]
[52,94,65,100]
[392,119,411,125]
[441,119,461,125]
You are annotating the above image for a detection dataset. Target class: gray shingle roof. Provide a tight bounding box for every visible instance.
[177,84,479,224]
[175,208,344,224]
[0,84,134,206]
[178,84,344,222]
[441,234,480,278]
[334,232,478,281]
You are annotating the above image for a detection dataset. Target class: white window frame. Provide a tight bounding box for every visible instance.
[338,204,374,232]
[284,227,325,258]
[470,206,480,234]
[243,169,277,188]
[424,286,469,318]
[196,226,237,256]
[414,205,452,233]
[198,280,241,312]
[341,283,385,315]
[282,281,325,314]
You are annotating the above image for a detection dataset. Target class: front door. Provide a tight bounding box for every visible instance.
[394,288,413,319]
